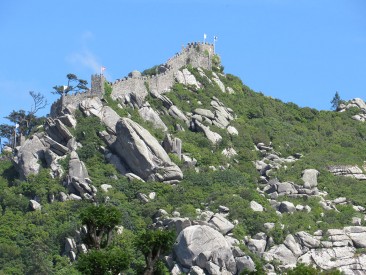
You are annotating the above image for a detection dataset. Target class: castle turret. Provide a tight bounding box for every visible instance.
[91,74,105,96]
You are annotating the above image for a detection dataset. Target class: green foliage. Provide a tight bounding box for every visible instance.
[136,229,175,275]
[286,263,342,275]
[80,204,121,249]
[2,57,366,275]
[53,73,88,95]
[104,81,112,97]
[74,111,105,162]
[330,91,343,111]
[141,64,163,76]
[76,247,131,275]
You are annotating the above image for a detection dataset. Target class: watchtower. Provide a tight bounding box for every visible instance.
[91,74,105,96]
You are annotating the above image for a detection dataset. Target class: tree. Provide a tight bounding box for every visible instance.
[0,124,14,146]
[77,205,130,275]
[331,91,342,111]
[0,91,47,147]
[29,91,47,116]
[76,247,131,275]
[80,204,121,249]
[135,229,175,275]
[52,73,88,96]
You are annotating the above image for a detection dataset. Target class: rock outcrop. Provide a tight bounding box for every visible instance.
[80,98,121,134]
[80,98,182,182]
[328,165,366,180]
[107,118,183,182]
[175,68,201,88]
[264,226,366,273]
[66,151,97,200]
[13,134,46,179]
[138,102,168,131]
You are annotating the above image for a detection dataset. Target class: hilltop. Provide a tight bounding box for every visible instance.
[1,43,366,274]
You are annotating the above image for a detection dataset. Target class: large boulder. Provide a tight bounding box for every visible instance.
[211,248,237,274]
[346,98,366,111]
[211,73,225,93]
[236,256,256,274]
[347,232,366,248]
[44,149,64,178]
[13,134,46,179]
[105,152,129,175]
[264,244,297,266]
[42,135,69,156]
[309,247,357,270]
[247,238,267,254]
[302,169,319,189]
[80,98,121,134]
[58,114,77,128]
[168,105,190,126]
[138,103,168,131]
[68,151,89,180]
[111,118,183,182]
[194,120,222,145]
[277,182,297,195]
[175,68,200,88]
[193,108,215,120]
[208,214,234,235]
[278,201,296,213]
[66,151,96,200]
[295,231,321,248]
[174,225,231,268]
[44,118,73,145]
[162,134,182,160]
[29,200,42,211]
[227,126,238,136]
[250,201,264,212]
[283,234,303,257]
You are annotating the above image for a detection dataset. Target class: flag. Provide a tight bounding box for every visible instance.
[101,66,106,75]
[15,123,19,129]
[214,36,218,42]
[204,33,207,40]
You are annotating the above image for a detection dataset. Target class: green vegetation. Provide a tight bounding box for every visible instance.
[141,64,163,77]
[52,73,88,96]
[1,61,366,274]
[287,263,342,275]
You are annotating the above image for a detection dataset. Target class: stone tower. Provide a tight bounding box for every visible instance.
[91,74,105,96]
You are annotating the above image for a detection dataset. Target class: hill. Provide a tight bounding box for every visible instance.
[1,42,366,274]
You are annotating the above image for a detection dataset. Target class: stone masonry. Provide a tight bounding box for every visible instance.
[50,42,215,117]
[111,42,214,100]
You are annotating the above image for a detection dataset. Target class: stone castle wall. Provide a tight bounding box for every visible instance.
[50,42,215,116]
[111,42,214,100]
[50,75,105,117]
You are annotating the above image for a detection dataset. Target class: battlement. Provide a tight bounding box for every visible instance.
[50,42,217,116]
[111,42,216,100]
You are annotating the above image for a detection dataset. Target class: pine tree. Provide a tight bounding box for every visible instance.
[331,91,342,110]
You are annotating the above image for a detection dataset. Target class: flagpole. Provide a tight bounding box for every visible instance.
[213,36,218,54]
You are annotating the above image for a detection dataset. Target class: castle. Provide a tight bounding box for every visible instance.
[51,42,215,116]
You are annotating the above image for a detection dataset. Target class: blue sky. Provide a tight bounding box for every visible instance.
[0,0,365,127]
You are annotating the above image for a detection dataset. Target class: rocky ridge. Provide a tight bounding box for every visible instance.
[4,46,366,274]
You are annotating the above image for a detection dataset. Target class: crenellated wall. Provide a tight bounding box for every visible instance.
[50,42,215,116]
[50,75,105,117]
[111,42,214,100]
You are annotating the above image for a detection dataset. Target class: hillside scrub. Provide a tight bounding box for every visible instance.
[2,61,366,273]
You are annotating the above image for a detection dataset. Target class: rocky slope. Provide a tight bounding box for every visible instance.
[2,46,366,274]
